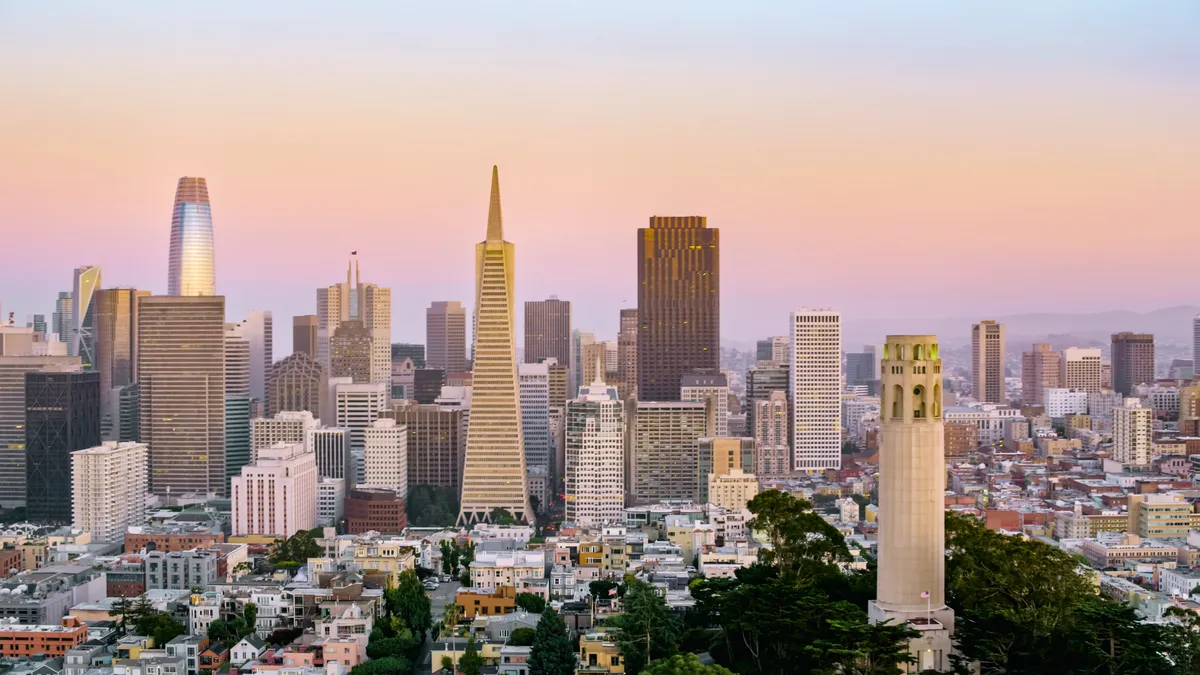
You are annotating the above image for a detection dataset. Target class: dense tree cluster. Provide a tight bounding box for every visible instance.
[406,485,459,526]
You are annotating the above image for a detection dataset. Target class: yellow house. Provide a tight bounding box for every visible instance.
[578,629,624,673]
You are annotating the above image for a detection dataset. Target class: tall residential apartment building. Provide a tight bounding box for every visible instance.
[293,315,317,359]
[629,400,710,505]
[267,353,325,419]
[251,411,319,461]
[390,401,463,491]
[1111,333,1155,396]
[426,301,468,373]
[1021,343,1061,406]
[363,418,408,497]
[71,441,147,543]
[617,308,638,400]
[1061,347,1103,393]
[681,372,729,437]
[25,367,100,523]
[330,379,389,485]
[458,167,532,525]
[231,442,317,538]
[316,260,391,387]
[637,216,719,401]
[971,320,1006,404]
[519,362,551,474]
[565,379,625,526]
[167,177,217,297]
[869,336,953,671]
[1113,398,1153,467]
[137,295,226,497]
[70,265,102,369]
[754,391,790,477]
[524,297,571,366]
[330,320,374,383]
[791,310,842,471]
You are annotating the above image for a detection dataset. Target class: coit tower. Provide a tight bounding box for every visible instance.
[868,335,955,673]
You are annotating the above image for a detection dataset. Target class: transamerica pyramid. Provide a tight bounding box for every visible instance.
[457,166,534,525]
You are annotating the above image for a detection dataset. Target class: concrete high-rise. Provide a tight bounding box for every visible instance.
[637,216,719,401]
[524,297,571,366]
[868,336,953,672]
[70,266,102,368]
[791,310,842,471]
[231,442,317,538]
[457,166,532,525]
[137,295,226,497]
[25,367,100,523]
[316,259,391,387]
[1111,332,1155,396]
[565,376,625,526]
[1113,397,1153,466]
[970,320,1006,403]
[330,320,374,383]
[390,401,463,492]
[363,418,408,497]
[167,177,217,297]
[629,400,711,505]
[293,315,317,359]
[617,308,638,400]
[71,441,148,543]
[754,391,790,477]
[267,353,325,419]
[681,372,729,437]
[94,288,150,439]
[426,301,468,373]
[1061,347,1103,393]
[1021,343,1061,406]
[229,311,272,405]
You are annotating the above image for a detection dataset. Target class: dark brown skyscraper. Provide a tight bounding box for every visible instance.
[293,315,317,358]
[1112,332,1155,396]
[524,297,571,365]
[637,216,719,401]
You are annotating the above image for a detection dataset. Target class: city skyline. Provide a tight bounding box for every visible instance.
[3,3,1198,346]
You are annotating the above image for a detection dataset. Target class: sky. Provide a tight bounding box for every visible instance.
[1,2,1198,349]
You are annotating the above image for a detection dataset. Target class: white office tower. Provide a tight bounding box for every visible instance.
[868,336,953,672]
[791,310,842,471]
[230,311,273,405]
[519,362,552,473]
[564,376,625,526]
[311,426,353,481]
[231,442,318,538]
[681,372,729,437]
[363,418,408,497]
[1113,398,1153,467]
[331,379,388,484]
[71,441,147,543]
[251,411,319,461]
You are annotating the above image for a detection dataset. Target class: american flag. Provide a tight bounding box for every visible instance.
[920,591,930,598]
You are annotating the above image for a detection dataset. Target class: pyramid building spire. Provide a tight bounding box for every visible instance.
[458,165,533,525]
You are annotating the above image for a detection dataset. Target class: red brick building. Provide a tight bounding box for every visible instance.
[344,487,407,534]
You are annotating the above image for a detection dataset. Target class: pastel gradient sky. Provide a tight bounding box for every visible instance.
[2,2,1198,346]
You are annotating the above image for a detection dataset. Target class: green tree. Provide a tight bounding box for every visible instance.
[528,610,575,675]
[746,490,850,581]
[509,626,536,646]
[516,592,547,614]
[641,653,735,675]
[385,570,433,637]
[610,578,683,674]
[459,635,484,675]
